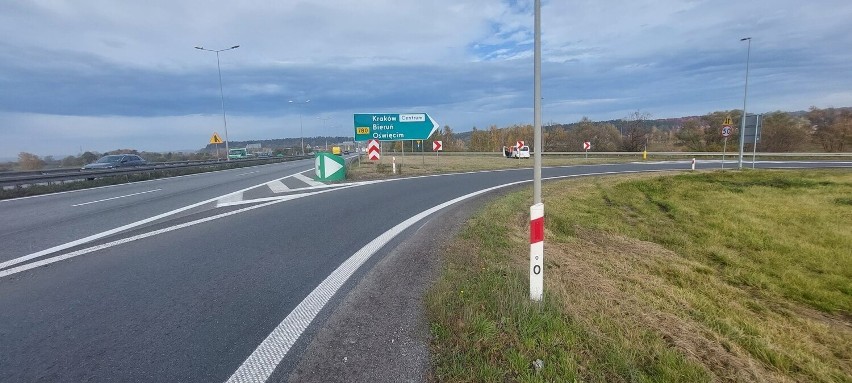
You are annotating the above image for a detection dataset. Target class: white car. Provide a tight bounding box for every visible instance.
[515,145,530,158]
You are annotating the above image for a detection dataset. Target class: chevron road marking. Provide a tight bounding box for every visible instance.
[266,180,290,193]
[293,173,324,187]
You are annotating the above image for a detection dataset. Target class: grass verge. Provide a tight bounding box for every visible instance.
[427,169,851,382]
[346,154,637,181]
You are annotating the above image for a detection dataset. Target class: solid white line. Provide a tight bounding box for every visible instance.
[0,170,311,271]
[0,199,287,279]
[0,186,361,280]
[225,169,672,383]
[71,189,162,207]
[293,173,324,187]
[0,160,311,203]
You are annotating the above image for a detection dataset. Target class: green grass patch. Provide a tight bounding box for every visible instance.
[427,169,852,382]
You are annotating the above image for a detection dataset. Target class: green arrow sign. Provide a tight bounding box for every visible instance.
[353,113,439,141]
[314,152,346,181]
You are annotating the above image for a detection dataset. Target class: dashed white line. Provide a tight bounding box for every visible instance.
[71,189,162,207]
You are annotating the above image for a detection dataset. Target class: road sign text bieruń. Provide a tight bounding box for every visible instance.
[353,113,439,141]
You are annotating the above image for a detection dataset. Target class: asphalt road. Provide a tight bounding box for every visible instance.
[1,160,849,382]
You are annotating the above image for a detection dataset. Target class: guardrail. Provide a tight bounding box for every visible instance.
[0,156,312,189]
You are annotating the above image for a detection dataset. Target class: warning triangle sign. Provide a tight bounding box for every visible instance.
[210,133,223,144]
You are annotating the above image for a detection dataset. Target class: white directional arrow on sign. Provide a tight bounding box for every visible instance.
[323,156,343,178]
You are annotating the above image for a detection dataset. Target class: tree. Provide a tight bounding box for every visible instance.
[18,152,45,170]
[759,111,810,152]
[675,119,707,151]
[620,111,653,151]
[469,127,490,152]
[81,151,99,164]
[808,107,852,152]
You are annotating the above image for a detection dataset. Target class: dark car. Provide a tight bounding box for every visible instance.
[82,154,147,169]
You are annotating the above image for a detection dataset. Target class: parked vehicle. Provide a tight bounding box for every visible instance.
[503,141,531,159]
[82,154,147,169]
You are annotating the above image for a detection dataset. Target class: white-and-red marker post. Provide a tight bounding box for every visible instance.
[530,203,544,301]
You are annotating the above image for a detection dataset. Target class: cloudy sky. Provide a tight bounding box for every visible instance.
[2,0,851,157]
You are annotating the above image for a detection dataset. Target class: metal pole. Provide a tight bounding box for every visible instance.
[299,112,304,156]
[196,45,238,160]
[738,37,751,169]
[529,0,544,302]
[214,51,231,159]
[752,114,759,168]
[533,0,542,204]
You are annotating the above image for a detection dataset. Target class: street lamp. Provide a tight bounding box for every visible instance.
[737,37,751,170]
[289,99,310,155]
[317,116,331,150]
[195,45,240,160]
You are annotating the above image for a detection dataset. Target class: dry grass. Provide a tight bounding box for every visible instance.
[427,169,852,382]
[346,153,637,181]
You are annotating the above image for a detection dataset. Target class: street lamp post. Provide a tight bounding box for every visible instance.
[289,99,310,155]
[195,45,240,160]
[737,37,751,170]
[317,116,331,150]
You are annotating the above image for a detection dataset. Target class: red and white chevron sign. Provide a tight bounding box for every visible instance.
[367,139,381,160]
[432,140,442,151]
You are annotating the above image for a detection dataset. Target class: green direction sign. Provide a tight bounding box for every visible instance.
[354,113,439,141]
[314,152,346,181]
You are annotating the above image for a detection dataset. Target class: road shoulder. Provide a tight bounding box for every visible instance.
[284,191,501,382]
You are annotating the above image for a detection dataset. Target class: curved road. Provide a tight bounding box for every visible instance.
[0,160,849,382]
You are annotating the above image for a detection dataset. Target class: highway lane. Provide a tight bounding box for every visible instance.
[1,161,849,382]
[0,159,318,265]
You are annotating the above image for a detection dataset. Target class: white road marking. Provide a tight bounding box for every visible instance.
[0,186,358,279]
[225,169,672,383]
[71,189,162,207]
[237,171,261,176]
[266,180,290,193]
[293,173,324,187]
[0,171,311,271]
[216,192,245,207]
[0,160,308,203]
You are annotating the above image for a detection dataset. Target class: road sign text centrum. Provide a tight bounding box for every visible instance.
[353,113,439,141]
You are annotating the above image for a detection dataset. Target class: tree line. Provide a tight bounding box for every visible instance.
[426,107,851,153]
[6,107,849,171]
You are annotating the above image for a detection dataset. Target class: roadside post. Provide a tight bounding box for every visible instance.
[692,158,696,171]
[721,119,733,169]
[531,0,544,302]
[433,140,442,165]
[210,132,224,161]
